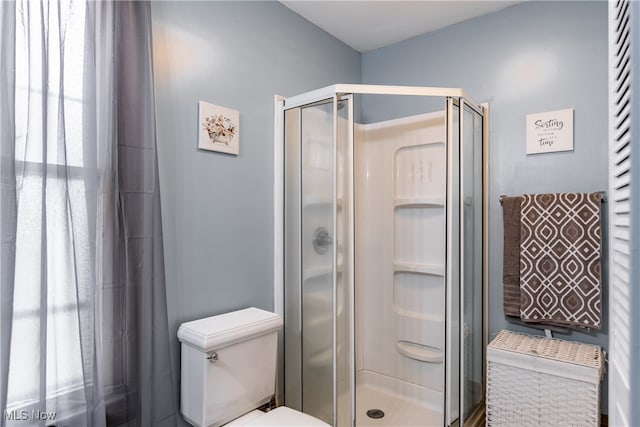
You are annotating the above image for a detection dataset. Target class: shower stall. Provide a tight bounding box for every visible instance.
[274,85,487,427]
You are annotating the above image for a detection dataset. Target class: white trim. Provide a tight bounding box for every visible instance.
[331,95,338,427]
[481,102,490,420]
[346,94,356,427]
[283,84,480,111]
[283,85,338,110]
[273,95,285,318]
[444,98,456,426]
[273,95,285,407]
[459,99,466,424]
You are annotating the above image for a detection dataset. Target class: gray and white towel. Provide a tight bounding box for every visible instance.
[519,192,602,329]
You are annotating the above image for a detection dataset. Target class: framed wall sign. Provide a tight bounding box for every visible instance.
[526,108,574,155]
[198,101,240,155]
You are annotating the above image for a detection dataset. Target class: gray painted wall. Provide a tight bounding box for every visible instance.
[151,2,360,420]
[152,0,609,420]
[361,0,609,412]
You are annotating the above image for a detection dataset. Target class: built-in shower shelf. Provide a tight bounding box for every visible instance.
[393,261,445,277]
[396,341,443,363]
[393,197,445,208]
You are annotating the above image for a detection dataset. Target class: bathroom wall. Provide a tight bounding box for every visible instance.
[152,0,609,419]
[361,0,609,412]
[150,2,360,420]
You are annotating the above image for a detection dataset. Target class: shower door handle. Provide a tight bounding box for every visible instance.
[312,227,332,254]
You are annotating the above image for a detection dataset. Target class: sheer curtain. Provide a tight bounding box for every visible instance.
[0,1,176,426]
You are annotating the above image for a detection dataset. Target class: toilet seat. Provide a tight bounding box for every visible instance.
[227,407,330,427]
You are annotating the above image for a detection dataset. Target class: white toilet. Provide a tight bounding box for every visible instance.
[178,307,330,427]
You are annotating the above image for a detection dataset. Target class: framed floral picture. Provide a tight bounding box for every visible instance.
[198,101,240,155]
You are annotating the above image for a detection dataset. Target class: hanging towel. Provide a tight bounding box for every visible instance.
[502,196,523,317]
[519,192,603,329]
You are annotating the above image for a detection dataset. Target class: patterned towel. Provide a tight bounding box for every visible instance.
[502,196,522,317]
[519,192,602,329]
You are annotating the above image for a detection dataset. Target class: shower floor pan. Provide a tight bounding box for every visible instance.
[355,372,442,427]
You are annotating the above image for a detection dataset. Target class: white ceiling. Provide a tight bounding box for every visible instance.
[280,1,524,52]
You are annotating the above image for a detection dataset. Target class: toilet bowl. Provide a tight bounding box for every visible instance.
[178,307,330,427]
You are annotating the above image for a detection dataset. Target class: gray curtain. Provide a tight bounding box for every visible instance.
[106,2,177,426]
[0,1,176,426]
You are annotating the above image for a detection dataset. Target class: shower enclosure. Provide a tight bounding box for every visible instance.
[274,85,488,427]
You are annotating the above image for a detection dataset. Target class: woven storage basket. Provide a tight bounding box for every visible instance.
[486,330,604,427]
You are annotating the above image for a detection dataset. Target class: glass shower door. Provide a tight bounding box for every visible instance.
[459,101,484,422]
[446,98,485,427]
[284,96,353,426]
[300,100,335,424]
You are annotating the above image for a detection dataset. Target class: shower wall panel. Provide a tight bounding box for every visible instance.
[355,111,446,415]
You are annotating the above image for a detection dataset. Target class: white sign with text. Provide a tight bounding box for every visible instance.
[526,108,574,154]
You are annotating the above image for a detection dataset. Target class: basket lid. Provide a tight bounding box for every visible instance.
[177,307,282,352]
[489,329,603,369]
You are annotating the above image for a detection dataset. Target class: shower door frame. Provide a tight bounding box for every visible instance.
[274,84,489,427]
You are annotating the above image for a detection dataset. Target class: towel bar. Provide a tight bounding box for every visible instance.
[499,191,607,205]
[505,317,570,334]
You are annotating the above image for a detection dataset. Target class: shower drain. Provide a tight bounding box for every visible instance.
[366,409,385,419]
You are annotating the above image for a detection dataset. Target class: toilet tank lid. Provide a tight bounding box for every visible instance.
[177,307,283,352]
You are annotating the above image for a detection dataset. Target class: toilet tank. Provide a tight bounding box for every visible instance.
[177,307,283,427]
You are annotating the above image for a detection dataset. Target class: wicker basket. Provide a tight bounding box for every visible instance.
[486,330,604,426]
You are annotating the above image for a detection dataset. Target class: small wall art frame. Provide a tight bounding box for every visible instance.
[525,108,574,155]
[198,101,240,155]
